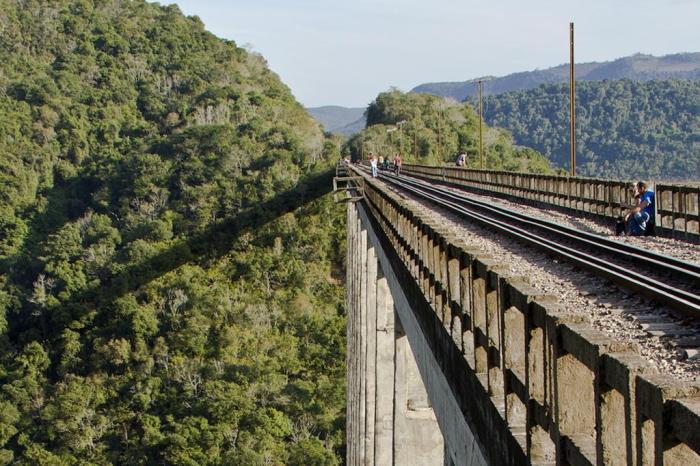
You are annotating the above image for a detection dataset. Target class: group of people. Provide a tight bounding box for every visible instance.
[617,181,656,236]
[369,153,402,178]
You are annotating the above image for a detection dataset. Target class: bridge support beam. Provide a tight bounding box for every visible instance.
[374,271,394,465]
[347,202,446,465]
[394,316,444,465]
[347,201,488,466]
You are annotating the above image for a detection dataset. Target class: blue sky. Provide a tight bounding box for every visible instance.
[168,0,700,108]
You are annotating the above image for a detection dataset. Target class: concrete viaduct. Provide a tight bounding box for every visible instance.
[339,167,700,465]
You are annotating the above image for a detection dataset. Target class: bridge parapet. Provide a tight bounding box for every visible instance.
[401,164,700,242]
[355,168,700,465]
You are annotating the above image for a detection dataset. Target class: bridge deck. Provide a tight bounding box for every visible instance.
[343,163,700,465]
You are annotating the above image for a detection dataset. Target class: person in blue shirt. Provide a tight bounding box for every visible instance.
[625,181,656,236]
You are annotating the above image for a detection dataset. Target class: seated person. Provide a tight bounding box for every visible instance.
[627,210,650,236]
[623,181,656,236]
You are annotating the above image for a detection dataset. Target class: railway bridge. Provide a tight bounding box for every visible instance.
[336,163,700,465]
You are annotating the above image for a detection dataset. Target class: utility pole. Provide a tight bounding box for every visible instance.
[437,108,442,159]
[386,126,397,149]
[397,120,406,155]
[569,22,576,176]
[414,130,417,158]
[478,79,484,169]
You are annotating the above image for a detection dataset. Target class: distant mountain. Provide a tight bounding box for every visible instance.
[335,115,367,136]
[312,52,700,138]
[412,52,700,101]
[307,105,366,135]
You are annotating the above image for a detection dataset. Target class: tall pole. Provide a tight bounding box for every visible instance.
[414,130,417,158]
[569,22,576,176]
[478,80,484,169]
[398,124,401,154]
[437,108,442,159]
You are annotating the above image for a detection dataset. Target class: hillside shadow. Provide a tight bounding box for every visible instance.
[0,174,93,283]
[246,154,278,171]
[106,169,333,298]
[11,169,335,342]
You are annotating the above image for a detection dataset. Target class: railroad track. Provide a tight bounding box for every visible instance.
[356,165,700,319]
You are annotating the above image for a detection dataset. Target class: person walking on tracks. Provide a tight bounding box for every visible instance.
[370,154,378,178]
[393,153,402,176]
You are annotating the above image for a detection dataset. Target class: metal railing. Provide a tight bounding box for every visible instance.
[401,164,700,241]
[657,184,700,241]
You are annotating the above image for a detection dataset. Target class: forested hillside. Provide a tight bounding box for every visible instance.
[0,1,346,464]
[477,79,700,179]
[412,52,700,101]
[345,90,552,173]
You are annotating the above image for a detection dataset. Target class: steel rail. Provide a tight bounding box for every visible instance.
[356,166,700,317]
[389,172,700,283]
[390,170,700,281]
[387,174,700,308]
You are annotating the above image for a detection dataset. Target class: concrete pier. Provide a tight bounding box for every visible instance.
[346,201,484,466]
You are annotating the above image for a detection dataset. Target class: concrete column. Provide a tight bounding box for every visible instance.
[353,209,364,466]
[394,315,445,465]
[444,444,456,466]
[356,202,488,466]
[346,203,354,465]
[364,245,378,464]
[359,225,368,464]
[374,268,394,465]
[346,203,359,466]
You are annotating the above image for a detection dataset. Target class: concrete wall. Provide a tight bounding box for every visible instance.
[346,201,447,466]
[344,166,700,466]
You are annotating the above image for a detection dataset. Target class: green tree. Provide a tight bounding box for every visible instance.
[478,79,700,179]
[347,89,552,173]
[0,0,346,463]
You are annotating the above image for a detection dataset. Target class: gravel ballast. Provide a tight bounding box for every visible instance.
[386,183,700,382]
[441,184,700,265]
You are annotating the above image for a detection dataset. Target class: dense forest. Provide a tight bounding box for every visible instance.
[0,1,346,464]
[345,90,552,173]
[476,79,700,179]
